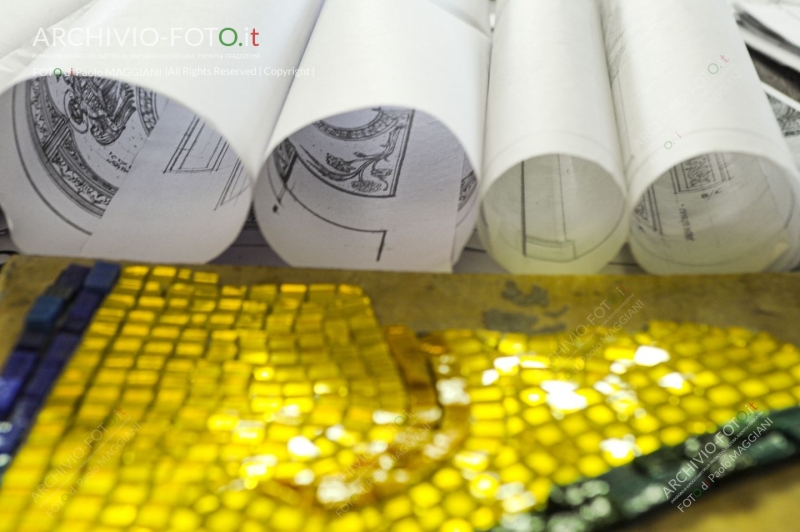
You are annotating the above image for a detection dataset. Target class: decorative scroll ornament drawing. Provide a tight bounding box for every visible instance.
[284,107,414,198]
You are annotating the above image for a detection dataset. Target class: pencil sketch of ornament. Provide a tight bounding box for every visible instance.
[266,126,390,263]
[15,76,165,227]
[62,76,137,146]
[286,107,414,198]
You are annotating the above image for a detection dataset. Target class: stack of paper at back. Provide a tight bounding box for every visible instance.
[734,0,800,74]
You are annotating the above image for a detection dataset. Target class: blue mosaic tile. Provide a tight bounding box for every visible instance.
[0,422,24,454]
[0,349,37,382]
[9,397,40,429]
[40,333,81,369]
[24,296,64,333]
[56,264,90,289]
[0,377,24,418]
[0,264,111,487]
[22,365,61,401]
[16,330,50,351]
[61,290,102,333]
[84,261,121,294]
[43,284,76,303]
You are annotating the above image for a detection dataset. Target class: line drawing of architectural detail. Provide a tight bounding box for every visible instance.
[164,116,229,174]
[670,154,732,194]
[452,155,479,263]
[293,107,415,198]
[164,116,251,210]
[17,77,162,228]
[62,76,137,146]
[215,159,249,211]
[634,185,663,235]
[769,93,800,138]
[268,136,388,262]
[458,164,478,215]
[137,89,161,136]
[520,158,578,263]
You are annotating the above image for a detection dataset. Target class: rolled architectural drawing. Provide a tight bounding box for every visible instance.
[602,0,800,274]
[0,0,325,263]
[253,0,491,272]
[480,0,628,274]
[0,0,796,276]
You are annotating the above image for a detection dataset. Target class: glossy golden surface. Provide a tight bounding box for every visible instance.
[2,265,800,532]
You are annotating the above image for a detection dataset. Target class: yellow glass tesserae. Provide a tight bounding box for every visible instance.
[2,266,799,532]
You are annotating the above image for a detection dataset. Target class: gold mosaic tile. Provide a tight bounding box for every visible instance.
[2,267,799,532]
